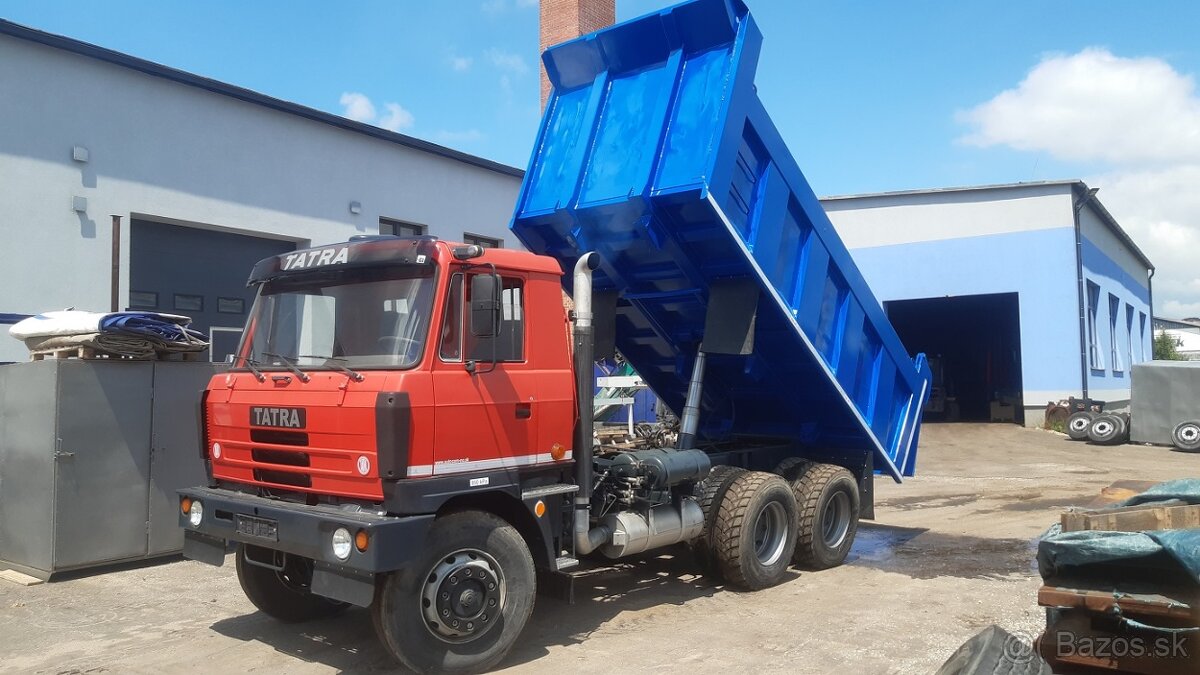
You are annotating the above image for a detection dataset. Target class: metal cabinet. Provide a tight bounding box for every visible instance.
[0,359,222,579]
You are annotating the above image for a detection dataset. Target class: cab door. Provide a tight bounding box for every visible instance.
[429,270,539,476]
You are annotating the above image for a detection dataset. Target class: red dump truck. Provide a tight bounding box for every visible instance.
[178,1,930,672]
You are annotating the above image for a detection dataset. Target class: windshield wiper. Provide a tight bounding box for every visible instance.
[262,352,312,383]
[297,354,364,382]
[240,357,266,382]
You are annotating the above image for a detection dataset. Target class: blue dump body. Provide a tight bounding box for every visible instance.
[509,0,931,481]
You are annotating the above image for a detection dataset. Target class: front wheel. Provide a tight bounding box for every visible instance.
[235,544,347,623]
[372,510,535,674]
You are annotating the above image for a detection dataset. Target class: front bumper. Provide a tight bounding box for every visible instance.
[178,486,433,575]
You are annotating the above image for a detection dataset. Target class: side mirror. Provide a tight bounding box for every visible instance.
[470,273,501,338]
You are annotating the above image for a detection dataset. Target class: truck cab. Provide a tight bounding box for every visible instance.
[181,236,585,671]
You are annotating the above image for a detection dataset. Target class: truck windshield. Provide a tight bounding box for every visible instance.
[238,265,437,370]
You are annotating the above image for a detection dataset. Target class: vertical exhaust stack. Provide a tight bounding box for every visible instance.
[677,350,706,449]
[572,252,610,554]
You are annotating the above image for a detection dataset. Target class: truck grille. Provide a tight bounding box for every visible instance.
[249,429,309,446]
[253,469,312,488]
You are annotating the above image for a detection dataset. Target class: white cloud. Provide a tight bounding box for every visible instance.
[338,92,415,132]
[339,92,376,123]
[485,48,530,76]
[378,103,415,131]
[960,48,1200,320]
[450,55,473,72]
[959,49,1200,166]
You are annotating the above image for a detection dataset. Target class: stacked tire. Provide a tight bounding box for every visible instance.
[1172,421,1200,452]
[1066,410,1130,445]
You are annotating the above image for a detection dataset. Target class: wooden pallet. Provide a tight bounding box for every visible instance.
[30,345,105,361]
[29,346,205,362]
[1062,501,1200,533]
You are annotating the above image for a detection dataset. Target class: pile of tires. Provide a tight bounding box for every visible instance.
[1065,410,1130,445]
[1172,420,1200,452]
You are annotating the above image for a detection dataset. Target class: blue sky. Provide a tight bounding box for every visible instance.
[5,1,1200,314]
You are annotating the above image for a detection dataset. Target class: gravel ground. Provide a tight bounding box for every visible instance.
[2,423,1196,674]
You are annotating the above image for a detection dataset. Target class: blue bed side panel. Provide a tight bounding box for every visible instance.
[511,0,930,480]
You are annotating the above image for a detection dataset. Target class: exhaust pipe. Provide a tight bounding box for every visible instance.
[572,252,611,554]
[677,349,706,449]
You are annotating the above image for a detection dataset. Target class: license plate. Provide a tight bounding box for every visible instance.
[235,514,278,541]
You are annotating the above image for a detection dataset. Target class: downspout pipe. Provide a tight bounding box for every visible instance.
[572,252,610,554]
[1073,188,1098,403]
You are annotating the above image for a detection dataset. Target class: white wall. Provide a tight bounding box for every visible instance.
[822,184,1073,249]
[0,35,523,362]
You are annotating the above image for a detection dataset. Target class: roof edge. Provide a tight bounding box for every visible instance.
[0,18,524,179]
[821,179,1153,272]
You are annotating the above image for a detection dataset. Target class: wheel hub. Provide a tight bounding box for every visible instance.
[752,501,788,566]
[422,549,505,643]
[1182,426,1199,442]
[821,491,851,549]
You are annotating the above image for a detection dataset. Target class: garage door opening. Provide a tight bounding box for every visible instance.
[129,219,296,362]
[885,293,1023,424]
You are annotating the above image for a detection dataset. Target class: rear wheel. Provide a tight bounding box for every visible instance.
[1066,411,1094,441]
[235,544,346,623]
[712,471,798,590]
[791,463,860,570]
[372,510,535,674]
[690,465,747,578]
[1172,421,1200,452]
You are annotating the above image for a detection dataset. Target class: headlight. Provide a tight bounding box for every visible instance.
[188,500,203,527]
[331,527,352,560]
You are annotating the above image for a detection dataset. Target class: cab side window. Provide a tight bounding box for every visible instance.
[439,274,463,361]
[466,275,525,362]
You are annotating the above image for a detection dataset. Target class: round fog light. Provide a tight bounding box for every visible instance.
[211,442,222,459]
[331,527,353,560]
[188,500,203,527]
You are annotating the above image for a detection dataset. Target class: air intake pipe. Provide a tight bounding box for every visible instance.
[572,252,611,554]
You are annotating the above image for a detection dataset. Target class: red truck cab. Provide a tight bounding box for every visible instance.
[181,236,583,671]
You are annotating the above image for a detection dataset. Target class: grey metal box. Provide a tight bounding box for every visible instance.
[0,359,222,578]
[1130,361,1200,445]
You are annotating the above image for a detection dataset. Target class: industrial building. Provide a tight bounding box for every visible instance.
[0,20,523,363]
[823,181,1154,426]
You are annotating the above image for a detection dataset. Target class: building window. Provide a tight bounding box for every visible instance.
[217,297,245,314]
[380,218,426,237]
[1139,312,1148,361]
[464,232,501,249]
[1125,304,1135,365]
[1109,294,1123,373]
[129,290,158,309]
[174,293,203,312]
[1086,281,1104,371]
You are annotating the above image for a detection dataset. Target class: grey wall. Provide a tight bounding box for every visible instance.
[0,34,522,362]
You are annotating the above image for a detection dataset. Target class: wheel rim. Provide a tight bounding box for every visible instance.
[421,548,506,643]
[1181,425,1200,443]
[1069,417,1090,433]
[1094,421,1113,436]
[821,491,852,549]
[752,501,789,566]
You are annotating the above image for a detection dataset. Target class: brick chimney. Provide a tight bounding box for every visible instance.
[539,0,616,108]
